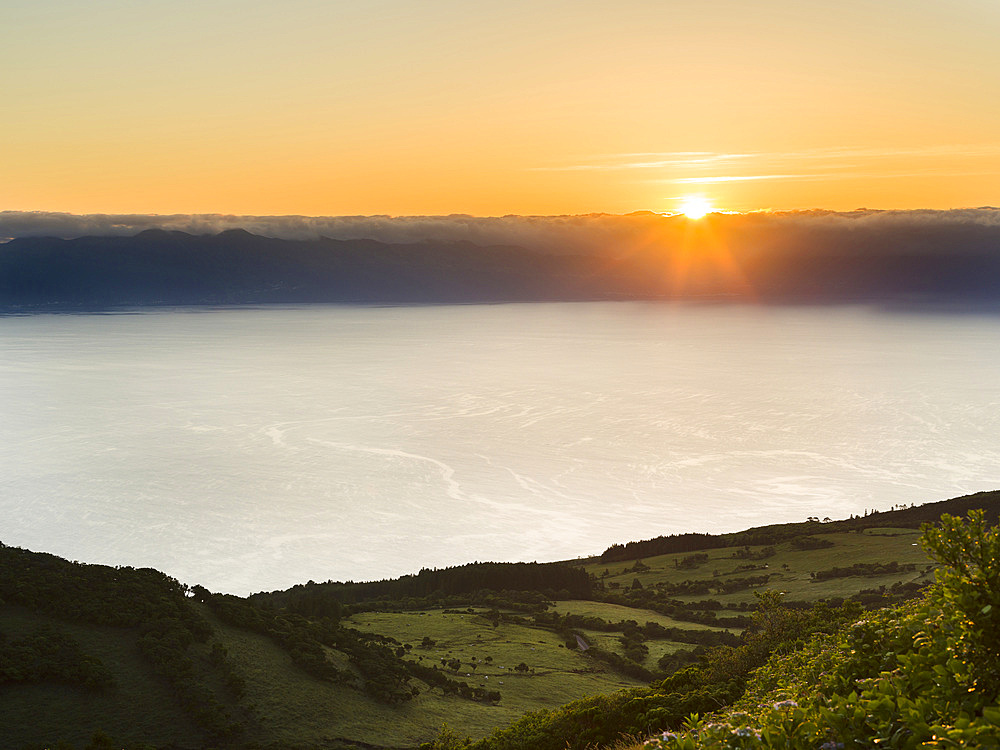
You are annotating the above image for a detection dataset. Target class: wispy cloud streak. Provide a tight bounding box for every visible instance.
[673,175,808,184]
[531,152,754,171]
[535,143,1000,182]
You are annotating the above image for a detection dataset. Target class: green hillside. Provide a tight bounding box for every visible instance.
[583,527,934,605]
[1,490,998,749]
[626,508,1000,750]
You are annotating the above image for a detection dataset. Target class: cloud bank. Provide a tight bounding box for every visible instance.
[3,208,1000,258]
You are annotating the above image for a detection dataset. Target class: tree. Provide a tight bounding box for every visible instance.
[420,722,471,749]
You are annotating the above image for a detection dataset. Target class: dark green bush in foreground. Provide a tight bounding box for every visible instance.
[0,628,112,689]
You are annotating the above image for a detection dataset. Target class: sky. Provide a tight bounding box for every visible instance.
[5,0,1000,217]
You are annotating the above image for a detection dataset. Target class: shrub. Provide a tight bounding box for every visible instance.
[790,535,834,550]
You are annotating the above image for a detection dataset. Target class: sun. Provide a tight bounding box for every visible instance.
[679,196,713,219]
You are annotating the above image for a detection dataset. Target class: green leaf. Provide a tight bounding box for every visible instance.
[982,706,1000,723]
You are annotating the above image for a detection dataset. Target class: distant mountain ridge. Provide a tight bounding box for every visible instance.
[0,230,607,310]
[3,228,1000,310]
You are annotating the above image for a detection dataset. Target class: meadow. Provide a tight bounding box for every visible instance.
[582,526,933,605]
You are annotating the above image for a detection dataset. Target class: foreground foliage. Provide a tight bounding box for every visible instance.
[643,511,1000,749]
[0,628,112,689]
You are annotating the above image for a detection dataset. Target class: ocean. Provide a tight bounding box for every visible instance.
[2,302,998,593]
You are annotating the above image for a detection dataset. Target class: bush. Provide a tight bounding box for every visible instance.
[420,723,474,749]
[676,554,710,570]
[0,628,112,689]
[920,510,1000,695]
[790,535,834,550]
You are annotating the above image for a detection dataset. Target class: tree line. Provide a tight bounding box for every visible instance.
[254,561,592,609]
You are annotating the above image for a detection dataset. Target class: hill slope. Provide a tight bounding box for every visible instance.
[1,490,998,749]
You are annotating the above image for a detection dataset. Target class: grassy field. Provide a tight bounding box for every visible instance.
[580,526,935,606]
[548,600,738,668]
[570,626,689,669]
[339,526,940,745]
[333,608,648,744]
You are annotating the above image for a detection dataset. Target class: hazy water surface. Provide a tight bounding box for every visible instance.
[2,302,999,593]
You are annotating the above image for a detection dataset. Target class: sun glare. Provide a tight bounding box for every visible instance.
[679,196,712,219]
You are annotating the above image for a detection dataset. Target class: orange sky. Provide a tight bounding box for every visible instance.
[4,1,1000,216]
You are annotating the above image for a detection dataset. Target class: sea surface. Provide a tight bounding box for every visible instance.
[2,302,998,594]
